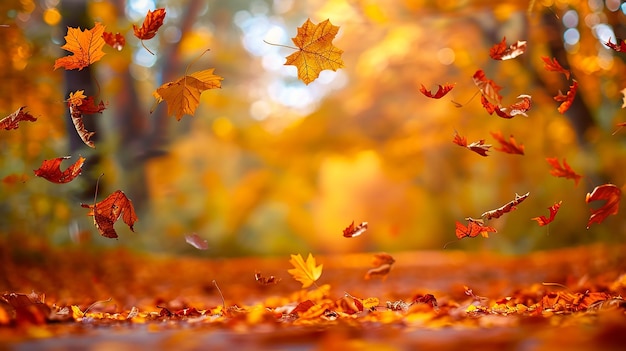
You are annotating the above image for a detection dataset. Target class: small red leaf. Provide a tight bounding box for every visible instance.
[546,157,582,186]
[133,8,166,40]
[343,221,368,238]
[531,201,562,226]
[419,83,455,99]
[1,106,37,130]
[455,220,497,239]
[453,131,490,156]
[541,56,570,80]
[33,156,85,184]
[586,184,621,229]
[491,131,524,155]
[605,38,626,52]
[554,80,578,114]
[489,36,527,60]
[103,31,125,51]
[473,70,503,105]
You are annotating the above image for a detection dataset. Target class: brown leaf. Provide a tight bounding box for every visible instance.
[67,90,106,148]
[0,106,37,130]
[364,253,395,281]
[586,184,622,229]
[33,156,85,184]
[184,233,208,250]
[81,190,138,238]
[491,131,525,155]
[133,8,166,40]
[481,192,530,220]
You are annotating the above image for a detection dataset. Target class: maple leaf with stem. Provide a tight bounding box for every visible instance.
[33,156,85,184]
[541,56,570,80]
[531,201,562,226]
[489,36,527,60]
[81,189,138,239]
[546,157,582,186]
[0,106,36,130]
[586,184,621,229]
[419,83,455,99]
[554,80,578,114]
[287,253,323,289]
[280,18,344,85]
[133,8,166,54]
[152,50,223,120]
[491,131,524,155]
[54,22,106,71]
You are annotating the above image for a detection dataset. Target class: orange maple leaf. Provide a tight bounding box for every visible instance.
[554,80,578,114]
[284,18,344,85]
[0,106,36,130]
[153,68,223,120]
[81,190,138,238]
[489,36,527,60]
[455,220,497,239]
[133,8,166,40]
[419,83,455,99]
[531,201,562,226]
[546,157,582,186]
[33,156,85,184]
[586,184,621,229]
[287,253,323,289]
[491,131,525,155]
[54,22,106,71]
[541,57,570,80]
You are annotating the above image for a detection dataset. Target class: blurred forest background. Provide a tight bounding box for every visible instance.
[0,0,625,258]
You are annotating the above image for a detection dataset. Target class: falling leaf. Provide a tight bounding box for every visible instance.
[67,90,106,148]
[255,272,281,285]
[343,221,368,238]
[531,201,562,226]
[586,184,622,229]
[455,220,497,239]
[184,233,208,250]
[0,106,36,130]
[153,68,223,120]
[287,253,323,289]
[481,192,530,220]
[554,80,578,114]
[452,131,491,156]
[541,57,570,80]
[81,190,138,238]
[491,131,524,155]
[472,69,503,105]
[133,8,166,40]
[605,38,626,52]
[54,22,106,71]
[364,253,395,280]
[500,94,532,118]
[102,32,125,51]
[2,174,28,185]
[489,37,527,60]
[284,18,344,85]
[546,157,582,186]
[419,83,455,99]
[33,156,85,184]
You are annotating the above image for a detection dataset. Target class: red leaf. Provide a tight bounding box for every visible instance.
[343,221,368,238]
[481,95,532,119]
[546,157,582,186]
[33,156,85,184]
[184,232,208,250]
[586,184,622,229]
[491,131,524,155]
[290,300,315,315]
[419,83,455,99]
[531,201,562,226]
[0,106,37,130]
[81,190,138,238]
[453,131,490,156]
[481,192,530,220]
[473,69,503,105]
[489,36,527,60]
[554,80,578,114]
[541,56,570,80]
[133,8,166,40]
[455,220,497,239]
[102,31,125,51]
[605,38,626,52]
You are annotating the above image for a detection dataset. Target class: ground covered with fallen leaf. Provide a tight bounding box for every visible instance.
[2,244,626,350]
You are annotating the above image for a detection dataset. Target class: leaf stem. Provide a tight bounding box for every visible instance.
[141,40,155,55]
[185,49,211,76]
[263,40,298,51]
[212,279,226,309]
[451,90,480,108]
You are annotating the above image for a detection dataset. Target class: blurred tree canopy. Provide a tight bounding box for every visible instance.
[0,0,625,257]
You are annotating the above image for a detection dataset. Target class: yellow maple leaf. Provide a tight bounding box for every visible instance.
[152,68,223,120]
[54,22,106,71]
[285,18,344,85]
[288,253,323,289]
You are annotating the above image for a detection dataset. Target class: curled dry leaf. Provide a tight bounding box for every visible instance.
[284,18,344,85]
[184,233,208,250]
[419,83,455,99]
[67,90,106,149]
[481,192,530,220]
[364,252,395,281]
[531,201,562,226]
[541,56,570,79]
[455,220,497,239]
[546,157,582,186]
[473,69,503,105]
[255,272,281,285]
[481,95,532,119]
[0,106,36,130]
[554,80,578,114]
[102,32,125,51]
[133,8,166,40]
[81,190,138,238]
[287,253,323,289]
[586,184,622,229]
[33,156,85,184]
[54,22,106,71]
[153,69,223,120]
[490,131,525,155]
[489,36,527,60]
[605,38,626,52]
[343,221,368,238]
[452,131,491,156]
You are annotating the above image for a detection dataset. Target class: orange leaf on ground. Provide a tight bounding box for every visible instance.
[153,68,223,120]
[287,253,323,289]
[419,83,455,99]
[343,221,368,238]
[364,253,395,281]
[554,80,578,114]
[81,190,138,238]
[531,201,562,226]
[541,56,570,79]
[481,192,530,220]
[489,36,527,60]
[54,22,106,71]
[0,106,36,130]
[491,131,524,155]
[284,18,344,85]
[133,8,166,40]
[472,69,503,105]
[586,184,622,229]
[455,220,497,239]
[452,131,490,156]
[546,157,582,186]
[33,156,85,184]
[103,32,125,51]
